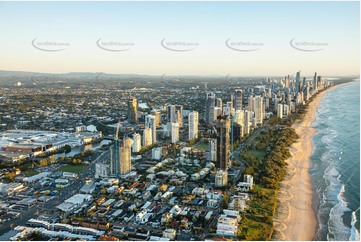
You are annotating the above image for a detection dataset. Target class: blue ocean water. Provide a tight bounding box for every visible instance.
[310,80,360,241]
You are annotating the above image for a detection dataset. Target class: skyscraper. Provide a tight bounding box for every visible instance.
[205,92,216,124]
[313,72,318,91]
[234,89,243,111]
[254,96,263,125]
[145,114,157,144]
[175,105,183,127]
[188,111,199,140]
[167,105,176,123]
[277,104,283,119]
[215,170,228,188]
[110,137,133,177]
[223,101,234,116]
[143,127,152,146]
[296,71,301,92]
[317,76,323,90]
[151,109,162,127]
[171,122,179,143]
[127,96,138,124]
[208,139,217,161]
[244,110,251,135]
[120,137,132,175]
[215,115,230,170]
[285,75,290,89]
[216,98,223,108]
[214,107,223,120]
[132,133,141,153]
[248,95,254,112]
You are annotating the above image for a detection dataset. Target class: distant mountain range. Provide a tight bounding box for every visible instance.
[0,70,358,82]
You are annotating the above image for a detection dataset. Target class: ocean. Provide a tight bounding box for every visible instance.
[310,80,360,241]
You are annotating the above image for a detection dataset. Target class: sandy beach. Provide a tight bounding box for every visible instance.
[273,87,337,241]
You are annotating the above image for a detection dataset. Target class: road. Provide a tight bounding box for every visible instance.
[0,151,108,235]
[230,126,265,183]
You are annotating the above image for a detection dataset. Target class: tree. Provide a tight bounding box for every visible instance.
[49,156,56,163]
[40,159,48,167]
[4,172,16,181]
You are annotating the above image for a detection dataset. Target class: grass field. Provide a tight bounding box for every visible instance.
[23,170,39,176]
[192,143,208,150]
[55,164,88,173]
[243,150,267,160]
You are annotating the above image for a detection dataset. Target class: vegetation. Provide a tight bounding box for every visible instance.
[192,142,208,150]
[137,143,158,154]
[238,122,298,240]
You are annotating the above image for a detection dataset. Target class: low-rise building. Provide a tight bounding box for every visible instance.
[163,228,176,240]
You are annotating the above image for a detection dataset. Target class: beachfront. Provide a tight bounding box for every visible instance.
[273,86,337,241]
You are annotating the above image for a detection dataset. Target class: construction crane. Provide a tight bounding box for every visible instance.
[114,119,121,178]
[115,119,120,140]
[211,125,218,136]
[129,87,136,98]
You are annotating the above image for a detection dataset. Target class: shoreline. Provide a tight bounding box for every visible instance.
[273,85,339,241]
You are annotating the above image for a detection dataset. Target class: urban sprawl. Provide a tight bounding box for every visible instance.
[0,72,335,241]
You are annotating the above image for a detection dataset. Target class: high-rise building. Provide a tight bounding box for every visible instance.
[175,105,183,127]
[234,89,243,111]
[143,127,152,147]
[205,93,216,124]
[302,77,307,89]
[110,137,133,177]
[254,96,263,125]
[285,75,290,89]
[188,111,199,141]
[171,122,179,143]
[208,139,217,161]
[277,104,283,119]
[214,107,223,120]
[132,133,141,153]
[152,147,162,160]
[215,170,228,188]
[167,105,176,123]
[145,114,157,144]
[151,109,162,127]
[317,76,323,90]
[244,110,251,135]
[215,115,230,170]
[296,71,301,91]
[223,101,234,116]
[216,98,223,108]
[127,96,138,124]
[248,95,254,112]
[235,110,245,138]
[313,72,318,91]
[283,104,290,116]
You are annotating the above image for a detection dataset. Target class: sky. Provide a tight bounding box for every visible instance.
[0,1,359,76]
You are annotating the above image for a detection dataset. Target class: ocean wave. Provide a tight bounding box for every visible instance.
[321,132,338,145]
[350,208,360,241]
[327,184,352,240]
[312,81,360,241]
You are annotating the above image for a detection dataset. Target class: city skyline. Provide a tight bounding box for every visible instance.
[0,1,359,76]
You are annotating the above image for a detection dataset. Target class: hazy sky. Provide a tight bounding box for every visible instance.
[0,1,359,76]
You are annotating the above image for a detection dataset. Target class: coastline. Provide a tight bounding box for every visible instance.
[273,85,338,241]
